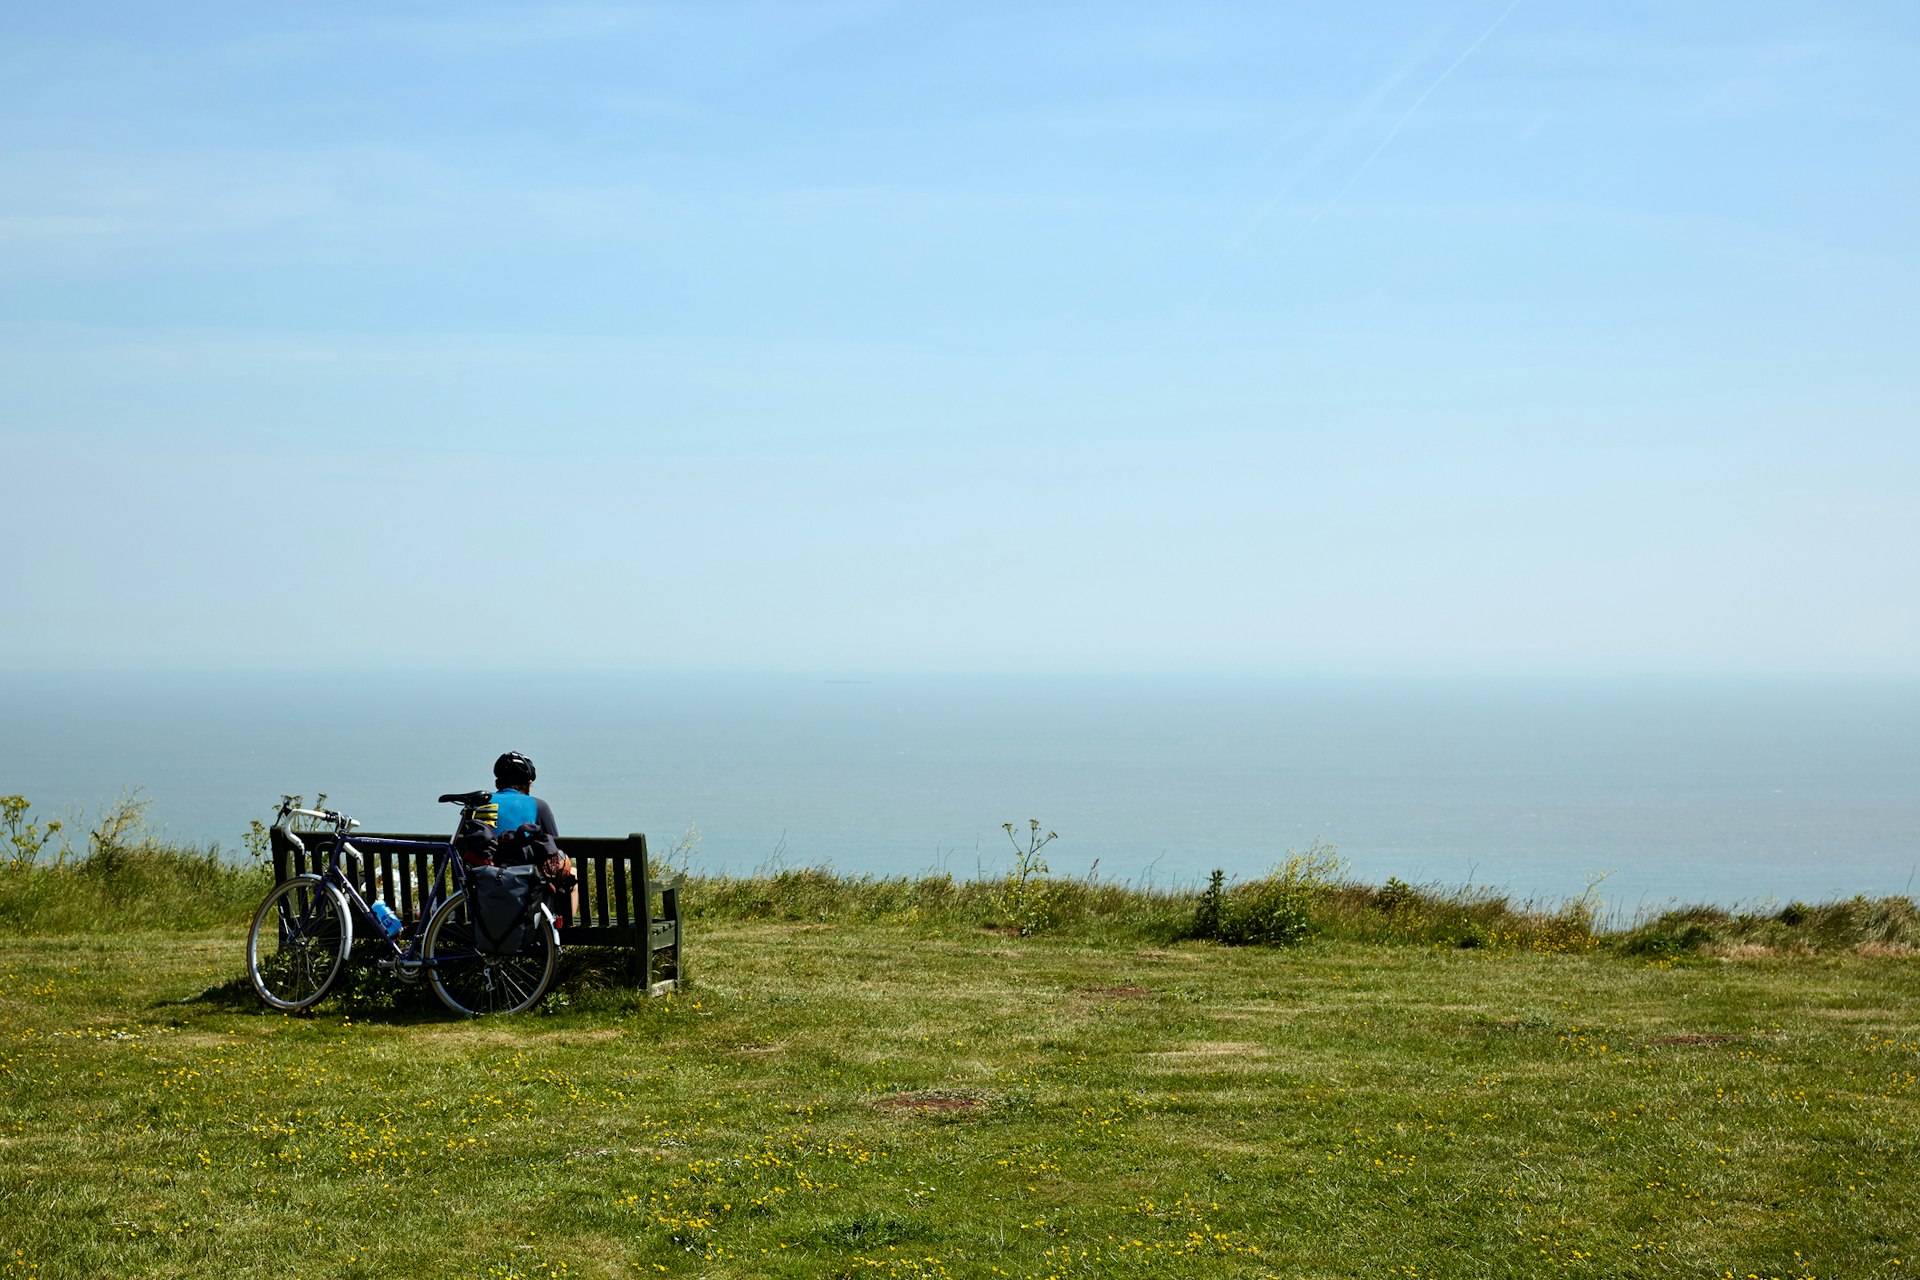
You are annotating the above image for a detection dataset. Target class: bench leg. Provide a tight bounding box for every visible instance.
[664,887,682,981]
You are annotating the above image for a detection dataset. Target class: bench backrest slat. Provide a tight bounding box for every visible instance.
[612,850,632,937]
[379,848,399,918]
[577,843,595,925]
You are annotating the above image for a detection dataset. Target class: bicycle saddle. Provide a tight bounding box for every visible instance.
[438,789,494,806]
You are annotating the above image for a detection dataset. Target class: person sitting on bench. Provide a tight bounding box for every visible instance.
[481,751,559,839]
[473,751,576,923]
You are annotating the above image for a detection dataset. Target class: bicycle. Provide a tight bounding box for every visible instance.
[246,793,561,1016]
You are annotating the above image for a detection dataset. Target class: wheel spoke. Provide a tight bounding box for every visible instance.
[425,890,555,1016]
[248,878,349,1011]
[494,962,537,1006]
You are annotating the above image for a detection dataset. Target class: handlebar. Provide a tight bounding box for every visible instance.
[274,802,359,831]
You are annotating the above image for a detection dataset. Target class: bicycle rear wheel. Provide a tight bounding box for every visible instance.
[423,889,557,1016]
[247,875,352,1011]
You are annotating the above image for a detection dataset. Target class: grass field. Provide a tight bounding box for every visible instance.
[3,881,1918,1279]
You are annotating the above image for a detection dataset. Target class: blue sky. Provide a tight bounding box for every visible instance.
[2,0,1915,673]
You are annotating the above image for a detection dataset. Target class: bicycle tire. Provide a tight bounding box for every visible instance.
[247,875,353,1011]
[423,889,557,1016]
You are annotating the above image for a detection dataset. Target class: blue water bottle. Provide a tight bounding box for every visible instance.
[370,899,404,939]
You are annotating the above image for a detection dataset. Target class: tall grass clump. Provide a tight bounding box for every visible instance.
[1312,876,1528,948]
[1185,854,1612,954]
[1618,895,1920,956]
[681,820,1194,943]
[1311,874,1607,953]
[681,867,1194,943]
[0,792,267,934]
[1188,842,1345,946]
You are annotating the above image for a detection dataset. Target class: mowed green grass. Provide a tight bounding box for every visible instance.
[2,922,1916,1280]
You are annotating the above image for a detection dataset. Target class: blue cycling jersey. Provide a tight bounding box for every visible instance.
[491,789,539,832]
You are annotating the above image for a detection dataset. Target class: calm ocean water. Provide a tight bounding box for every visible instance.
[2,670,1915,918]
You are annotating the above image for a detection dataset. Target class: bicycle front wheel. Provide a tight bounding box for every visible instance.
[247,875,352,1011]
[423,890,557,1016]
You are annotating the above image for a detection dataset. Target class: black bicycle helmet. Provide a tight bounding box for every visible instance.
[493,751,536,788]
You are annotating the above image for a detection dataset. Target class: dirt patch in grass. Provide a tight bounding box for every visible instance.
[1156,1041,1267,1058]
[1077,984,1152,1000]
[1212,1003,1307,1020]
[877,1090,986,1113]
[1144,1042,1274,1076]
[1649,1033,1742,1046]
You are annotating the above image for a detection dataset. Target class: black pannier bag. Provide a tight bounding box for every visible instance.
[455,814,500,866]
[497,822,557,868]
[466,864,543,955]
[495,823,578,920]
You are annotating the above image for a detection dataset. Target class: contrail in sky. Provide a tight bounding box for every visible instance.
[1224,34,1440,255]
[1277,0,1526,253]
[1181,0,1526,329]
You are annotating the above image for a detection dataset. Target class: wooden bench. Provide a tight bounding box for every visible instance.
[269,828,683,990]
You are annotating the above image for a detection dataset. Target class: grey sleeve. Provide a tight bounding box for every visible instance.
[535,798,559,840]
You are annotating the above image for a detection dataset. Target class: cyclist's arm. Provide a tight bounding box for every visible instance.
[534,798,559,840]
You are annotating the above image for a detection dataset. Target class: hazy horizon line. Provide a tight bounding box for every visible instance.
[5,663,1918,684]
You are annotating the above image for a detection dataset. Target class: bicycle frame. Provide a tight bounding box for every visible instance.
[273,802,467,970]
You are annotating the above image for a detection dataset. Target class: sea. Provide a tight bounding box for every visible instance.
[2,670,1915,922]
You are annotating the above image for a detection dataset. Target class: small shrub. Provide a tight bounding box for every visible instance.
[1193,842,1346,947]
[1,795,65,868]
[654,821,701,880]
[80,787,155,877]
[1193,869,1226,939]
[1619,905,1729,957]
[1623,920,1715,957]
[989,820,1058,937]
[1373,876,1417,914]
[1219,879,1316,946]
